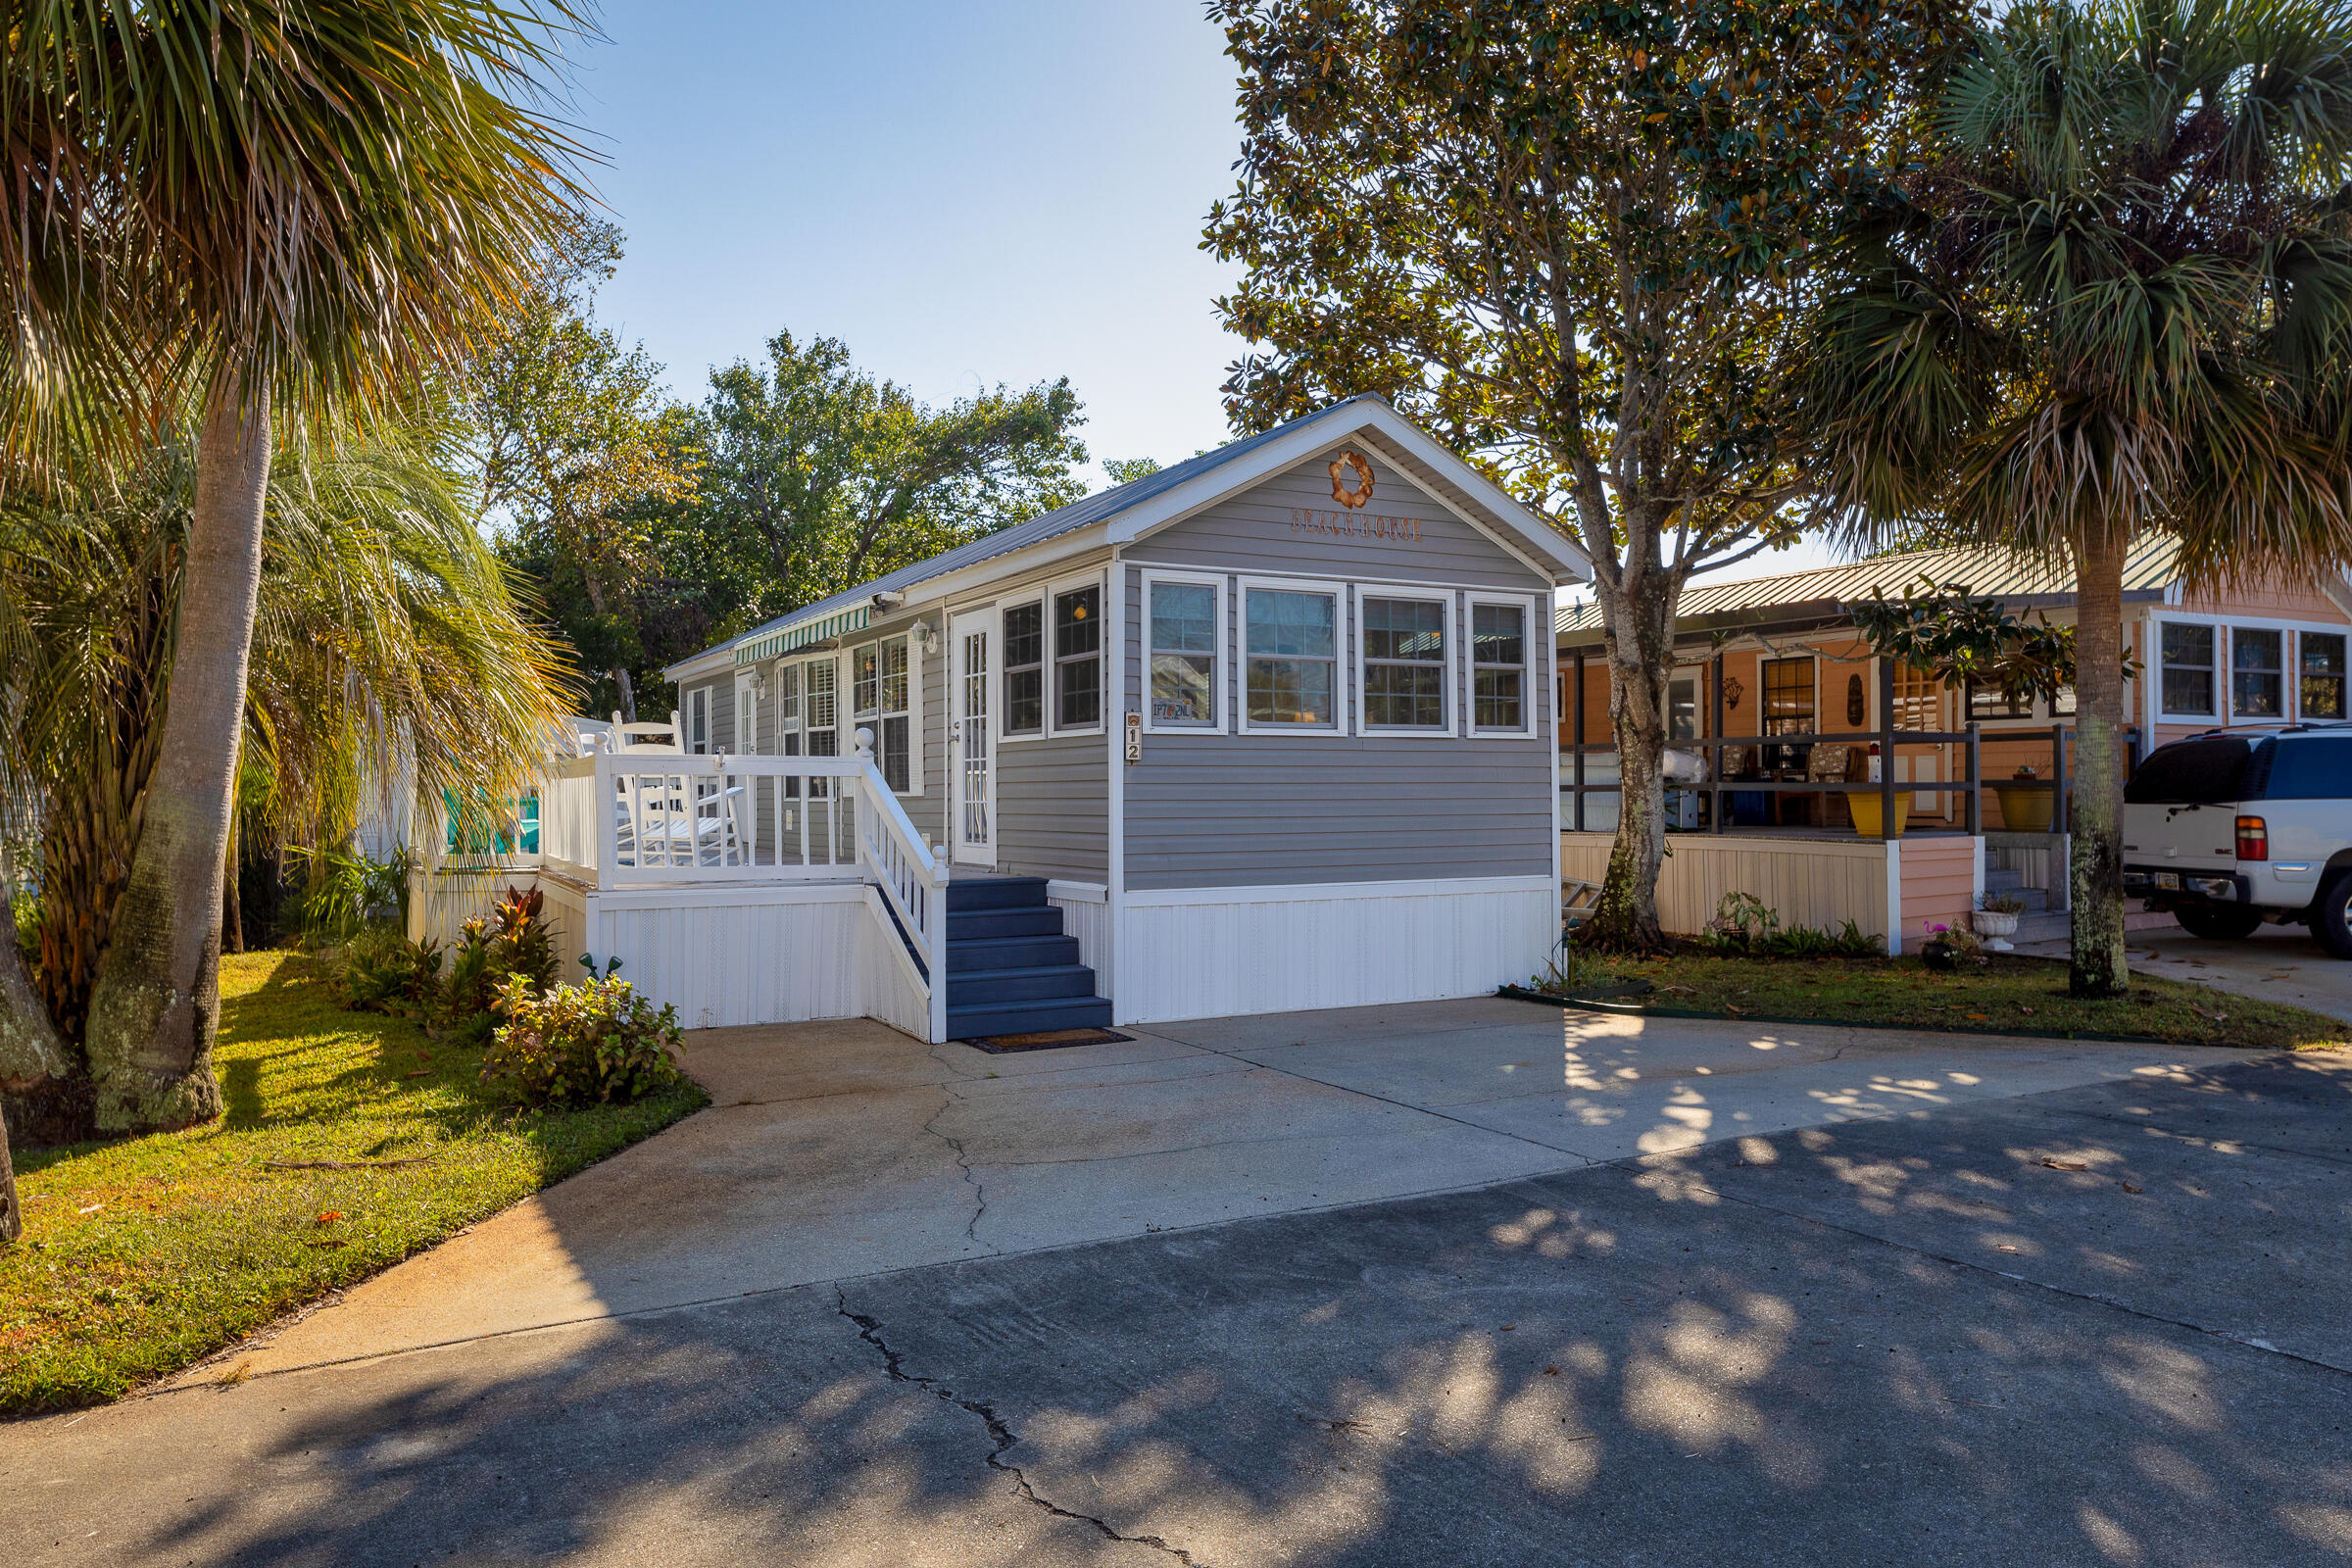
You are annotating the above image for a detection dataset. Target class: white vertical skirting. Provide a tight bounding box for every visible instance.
[1113,880,1555,1025]
[1972,836,1986,907]
[1049,887,1114,1000]
[1885,840,1905,956]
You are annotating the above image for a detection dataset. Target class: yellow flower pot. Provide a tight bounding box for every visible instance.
[1993,783,2054,833]
[1848,790,1912,839]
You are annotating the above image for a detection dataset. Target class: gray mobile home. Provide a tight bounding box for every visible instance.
[499,396,1585,1039]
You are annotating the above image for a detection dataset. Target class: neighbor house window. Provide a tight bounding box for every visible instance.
[2233,628,2283,718]
[687,687,710,754]
[1360,593,1447,730]
[1472,601,1530,732]
[2161,623,2216,715]
[2304,631,2347,719]
[1761,657,1814,771]
[1967,679,2031,720]
[737,682,759,755]
[1002,599,1044,737]
[1147,576,1219,727]
[1054,584,1102,730]
[1245,586,1338,728]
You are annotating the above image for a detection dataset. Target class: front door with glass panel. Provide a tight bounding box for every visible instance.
[950,609,996,866]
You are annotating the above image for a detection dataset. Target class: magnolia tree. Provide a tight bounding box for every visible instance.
[1205,0,1959,948]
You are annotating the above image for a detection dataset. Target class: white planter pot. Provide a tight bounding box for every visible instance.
[1973,909,2022,939]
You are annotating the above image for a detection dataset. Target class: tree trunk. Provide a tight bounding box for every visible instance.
[0,1117,19,1244]
[2068,529,2132,998]
[1584,567,1680,950]
[1,881,76,1155]
[82,381,271,1132]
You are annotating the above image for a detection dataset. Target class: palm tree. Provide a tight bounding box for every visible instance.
[0,2,586,1128]
[1810,0,2352,996]
[0,417,575,1146]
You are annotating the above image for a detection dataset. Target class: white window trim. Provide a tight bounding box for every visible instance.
[734,670,761,756]
[2300,627,2349,722]
[850,632,920,796]
[686,686,710,755]
[773,659,805,751]
[997,589,1050,747]
[1140,568,1228,734]
[1238,574,1350,736]
[802,652,842,758]
[1047,570,1108,738]
[2155,611,2352,724]
[905,626,926,796]
[1352,584,1456,739]
[1468,592,1544,738]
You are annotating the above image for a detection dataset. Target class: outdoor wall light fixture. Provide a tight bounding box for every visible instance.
[913,620,941,657]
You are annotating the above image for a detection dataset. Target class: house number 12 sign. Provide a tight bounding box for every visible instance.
[1124,710,1142,763]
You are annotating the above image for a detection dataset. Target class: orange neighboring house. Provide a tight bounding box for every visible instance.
[1552,539,2352,949]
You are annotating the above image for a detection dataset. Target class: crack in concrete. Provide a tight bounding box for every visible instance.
[836,1289,1203,1564]
[922,1086,989,1245]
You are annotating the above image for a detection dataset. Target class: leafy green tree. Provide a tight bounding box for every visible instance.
[1810,0,2352,995]
[1103,458,1164,485]
[468,220,699,722]
[0,1,586,1131]
[0,424,574,1150]
[1204,0,1959,950]
[685,330,1091,633]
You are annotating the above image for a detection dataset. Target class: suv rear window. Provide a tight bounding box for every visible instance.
[2248,734,2352,801]
[2126,736,2255,805]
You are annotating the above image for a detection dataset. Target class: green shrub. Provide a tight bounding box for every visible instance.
[328,926,443,1015]
[438,883,558,1046]
[290,845,415,944]
[1700,891,1882,958]
[481,973,687,1108]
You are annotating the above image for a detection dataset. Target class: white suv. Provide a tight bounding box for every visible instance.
[2123,726,2352,956]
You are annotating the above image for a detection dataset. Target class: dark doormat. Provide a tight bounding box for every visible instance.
[965,1027,1134,1054]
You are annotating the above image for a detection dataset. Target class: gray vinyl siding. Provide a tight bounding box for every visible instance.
[1119,460,1557,891]
[996,735,1108,881]
[956,548,1112,882]
[1122,445,1551,591]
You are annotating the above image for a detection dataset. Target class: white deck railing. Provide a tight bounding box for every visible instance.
[543,731,951,1040]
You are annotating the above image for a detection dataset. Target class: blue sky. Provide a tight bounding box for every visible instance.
[567,0,1838,582]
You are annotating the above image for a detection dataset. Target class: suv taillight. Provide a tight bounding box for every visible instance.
[2236,815,2269,860]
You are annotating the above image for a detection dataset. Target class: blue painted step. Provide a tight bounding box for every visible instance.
[949,933,1078,972]
[946,995,1115,1038]
[951,963,1097,1004]
[946,906,1063,940]
[945,876,1051,912]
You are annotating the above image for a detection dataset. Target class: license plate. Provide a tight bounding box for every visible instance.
[2155,872,2180,890]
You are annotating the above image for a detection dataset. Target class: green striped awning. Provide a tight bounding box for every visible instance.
[735,606,869,665]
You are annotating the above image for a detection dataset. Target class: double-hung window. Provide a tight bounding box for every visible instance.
[736,680,759,755]
[1471,600,1532,734]
[1054,583,1102,731]
[805,656,838,797]
[1146,575,1220,728]
[2304,632,2347,719]
[852,637,910,785]
[2232,628,2283,718]
[1245,584,1339,729]
[686,687,710,754]
[1002,600,1044,738]
[2161,623,2217,715]
[1359,593,1448,732]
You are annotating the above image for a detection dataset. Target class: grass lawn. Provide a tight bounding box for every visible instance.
[1540,951,2352,1051]
[0,950,707,1415]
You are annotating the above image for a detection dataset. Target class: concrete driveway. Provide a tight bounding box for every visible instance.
[147,1000,2254,1380]
[5,1001,2346,1567]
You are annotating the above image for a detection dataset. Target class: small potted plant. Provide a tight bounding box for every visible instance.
[1973,892,2026,952]
[1994,765,2055,833]
[1920,920,1986,971]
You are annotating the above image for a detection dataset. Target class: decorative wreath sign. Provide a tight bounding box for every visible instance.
[1328,450,1375,510]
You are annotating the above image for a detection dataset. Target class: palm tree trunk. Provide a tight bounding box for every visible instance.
[1585,568,1678,951]
[2069,529,2132,998]
[1,882,75,1163]
[0,1119,19,1244]
[82,382,271,1132]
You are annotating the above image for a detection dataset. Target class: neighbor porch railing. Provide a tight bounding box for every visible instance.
[541,731,951,1040]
